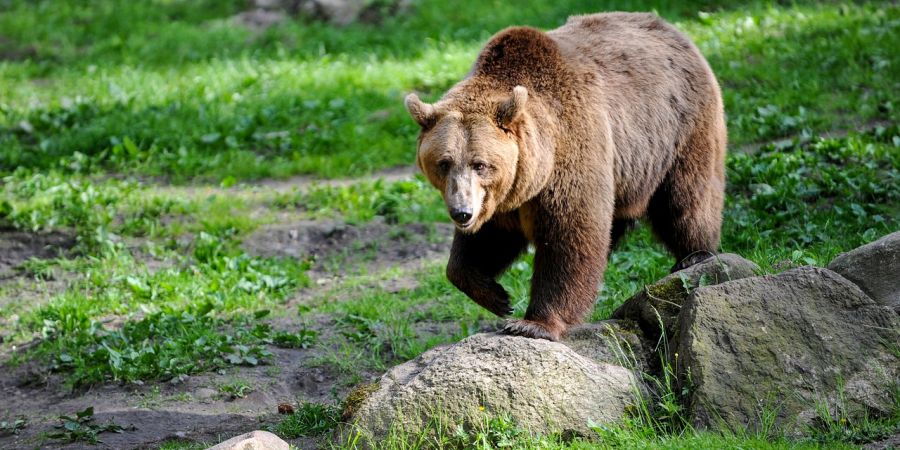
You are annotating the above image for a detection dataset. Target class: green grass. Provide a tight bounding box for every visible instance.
[1,205,311,387]
[272,402,342,439]
[0,1,898,449]
[335,410,862,450]
[1,1,897,181]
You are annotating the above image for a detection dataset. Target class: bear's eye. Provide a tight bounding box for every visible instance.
[472,162,488,173]
[437,160,452,173]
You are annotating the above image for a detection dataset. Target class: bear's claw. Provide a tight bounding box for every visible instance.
[485,303,513,318]
[671,251,716,273]
[501,319,560,341]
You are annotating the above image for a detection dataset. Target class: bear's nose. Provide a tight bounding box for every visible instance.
[449,208,473,224]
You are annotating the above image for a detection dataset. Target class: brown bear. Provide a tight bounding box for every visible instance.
[404,12,726,341]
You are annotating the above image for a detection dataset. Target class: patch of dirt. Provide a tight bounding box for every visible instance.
[255,164,417,192]
[0,230,75,279]
[149,165,418,201]
[242,219,453,279]
[863,432,900,450]
[0,36,37,61]
[0,341,377,450]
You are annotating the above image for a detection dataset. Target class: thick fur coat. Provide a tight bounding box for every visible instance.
[405,12,727,340]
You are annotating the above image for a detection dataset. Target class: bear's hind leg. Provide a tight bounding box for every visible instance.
[447,221,528,317]
[648,128,725,273]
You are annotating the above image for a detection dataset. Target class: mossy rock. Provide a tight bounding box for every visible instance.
[676,266,900,434]
[341,383,380,421]
[611,253,759,341]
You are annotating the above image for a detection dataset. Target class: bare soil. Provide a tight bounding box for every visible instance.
[0,230,75,279]
[242,218,453,277]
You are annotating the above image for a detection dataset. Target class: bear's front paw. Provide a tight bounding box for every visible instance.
[468,282,513,317]
[482,299,513,318]
[502,319,562,341]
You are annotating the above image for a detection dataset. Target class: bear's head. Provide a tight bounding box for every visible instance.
[405,85,552,233]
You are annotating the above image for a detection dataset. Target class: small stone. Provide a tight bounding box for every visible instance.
[206,430,289,450]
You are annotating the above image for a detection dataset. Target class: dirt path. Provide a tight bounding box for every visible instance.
[151,165,418,201]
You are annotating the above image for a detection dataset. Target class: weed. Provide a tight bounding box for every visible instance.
[803,378,900,445]
[157,440,210,450]
[135,386,162,409]
[592,313,691,446]
[272,329,318,349]
[0,418,27,437]
[20,243,309,387]
[46,407,129,444]
[218,380,254,400]
[272,402,341,438]
[282,177,447,225]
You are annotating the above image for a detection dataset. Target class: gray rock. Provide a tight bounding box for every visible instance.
[232,9,288,30]
[563,320,652,374]
[206,430,289,450]
[828,231,900,313]
[239,0,409,27]
[346,331,639,441]
[612,253,759,340]
[676,266,899,434]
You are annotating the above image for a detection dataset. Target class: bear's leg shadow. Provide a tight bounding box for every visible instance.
[446,222,528,317]
[648,125,725,273]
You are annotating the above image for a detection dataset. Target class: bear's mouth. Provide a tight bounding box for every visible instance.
[453,217,477,232]
[455,219,475,230]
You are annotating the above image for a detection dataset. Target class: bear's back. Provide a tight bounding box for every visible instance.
[548,12,723,211]
[549,12,712,90]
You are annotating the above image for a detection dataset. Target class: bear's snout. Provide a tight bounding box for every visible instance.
[449,207,473,225]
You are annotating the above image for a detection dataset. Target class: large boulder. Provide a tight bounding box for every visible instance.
[676,266,899,433]
[828,231,900,313]
[612,253,759,340]
[345,328,641,441]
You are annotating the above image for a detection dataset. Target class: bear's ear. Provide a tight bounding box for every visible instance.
[497,85,528,129]
[405,93,436,129]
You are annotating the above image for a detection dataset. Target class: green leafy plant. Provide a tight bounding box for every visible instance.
[218,380,254,400]
[272,329,318,349]
[0,417,27,436]
[47,407,128,444]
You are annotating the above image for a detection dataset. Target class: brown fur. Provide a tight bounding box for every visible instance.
[406,12,727,341]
